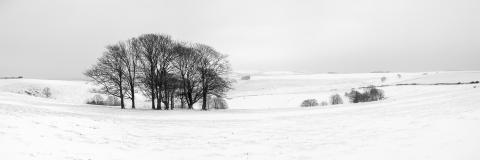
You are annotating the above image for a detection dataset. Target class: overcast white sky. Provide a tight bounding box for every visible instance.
[0,0,479,80]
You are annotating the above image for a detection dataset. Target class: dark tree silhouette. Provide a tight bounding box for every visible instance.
[154,38,175,110]
[121,40,141,109]
[136,34,172,110]
[85,44,127,109]
[173,42,203,109]
[86,33,232,110]
[195,44,232,110]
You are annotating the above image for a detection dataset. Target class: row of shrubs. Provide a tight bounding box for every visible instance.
[300,86,385,107]
[22,87,52,98]
[301,94,344,107]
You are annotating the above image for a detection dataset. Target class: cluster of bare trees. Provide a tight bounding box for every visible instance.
[85,33,232,110]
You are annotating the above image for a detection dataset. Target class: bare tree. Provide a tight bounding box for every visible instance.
[154,37,175,110]
[120,39,141,109]
[85,44,127,109]
[195,44,232,110]
[173,42,203,109]
[136,34,171,109]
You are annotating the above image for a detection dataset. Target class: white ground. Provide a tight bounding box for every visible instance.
[1,71,480,160]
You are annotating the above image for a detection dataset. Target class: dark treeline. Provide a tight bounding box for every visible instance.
[85,33,232,110]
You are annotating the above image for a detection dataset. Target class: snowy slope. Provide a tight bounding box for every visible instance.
[0,71,479,160]
[0,79,95,104]
[227,72,420,109]
[394,71,480,84]
[0,78,151,108]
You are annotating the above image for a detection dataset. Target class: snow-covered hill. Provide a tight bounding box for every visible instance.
[0,71,479,160]
[0,79,95,104]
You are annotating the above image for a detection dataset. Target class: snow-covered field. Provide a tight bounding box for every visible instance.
[1,71,480,160]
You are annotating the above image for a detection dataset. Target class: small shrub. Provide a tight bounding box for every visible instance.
[365,86,385,101]
[87,94,105,105]
[241,75,251,80]
[301,99,319,107]
[42,87,52,98]
[320,101,329,106]
[330,94,343,105]
[381,77,387,83]
[211,97,228,109]
[23,88,40,96]
[397,74,402,79]
[105,96,121,106]
[200,95,229,110]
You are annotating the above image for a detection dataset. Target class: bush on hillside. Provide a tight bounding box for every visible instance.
[199,95,229,110]
[210,97,228,109]
[42,87,52,98]
[23,88,41,97]
[381,77,387,83]
[241,75,251,80]
[301,99,319,107]
[345,89,364,103]
[21,87,52,98]
[345,86,385,103]
[86,94,106,105]
[320,101,329,106]
[105,96,121,106]
[330,94,343,105]
[86,95,121,106]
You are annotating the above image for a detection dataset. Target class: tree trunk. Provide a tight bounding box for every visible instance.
[119,71,125,109]
[119,86,125,109]
[188,103,193,110]
[163,91,169,110]
[202,87,207,110]
[156,84,162,110]
[170,92,174,110]
[180,96,185,109]
[151,85,155,110]
[120,95,125,109]
[163,100,169,110]
[150,67,156,110]
[187,92,194,109]
[130,83,135,109]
